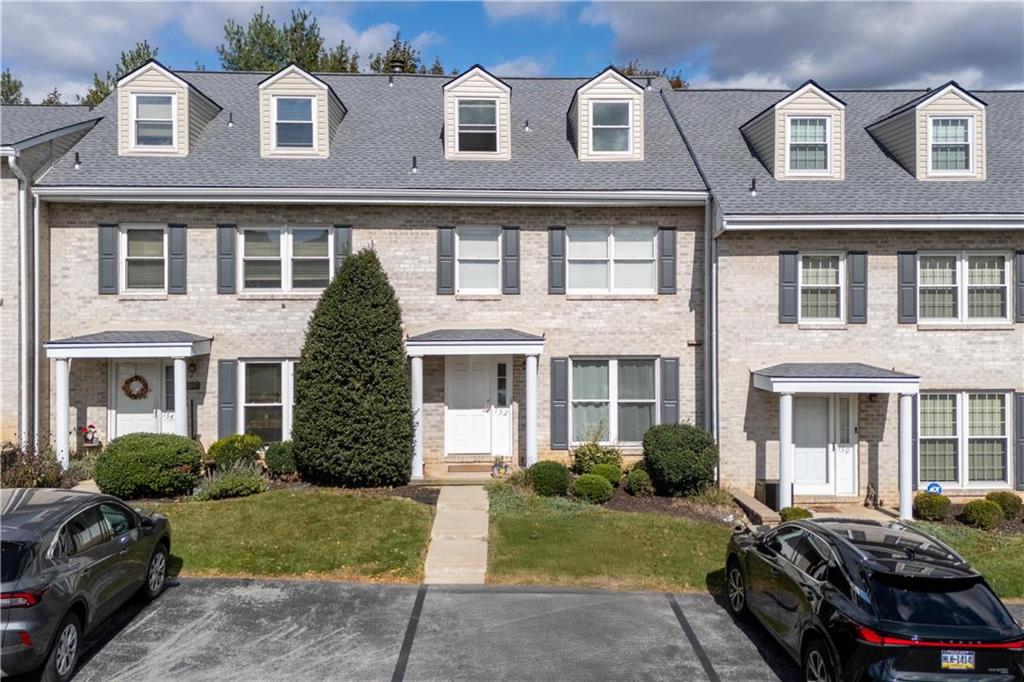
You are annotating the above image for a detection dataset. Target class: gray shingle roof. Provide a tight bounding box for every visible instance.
[754,363,918,379]
[38,71,704,192]
[407,328,543,343]
[667,89,1024,214]
[0,105,100,146]
[47,330,211,345]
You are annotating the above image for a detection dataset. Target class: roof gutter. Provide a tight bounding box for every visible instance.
[719,212,1024,235]
[33,186,709,206]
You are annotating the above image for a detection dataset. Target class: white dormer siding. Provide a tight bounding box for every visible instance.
[572,68,644,162]
[258,65,345,159]
[772,83,844,180]
[117,63,191,157]
[443,66,511,161]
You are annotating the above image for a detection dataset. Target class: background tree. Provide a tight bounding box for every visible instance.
[82,40,159,108]
[2,69,29,104]
[427,56,445,75]
[292,248,413,487]
[217,7,359,73]
[39,88,65,105]
[369,32,423,73]
[618,59,688,90]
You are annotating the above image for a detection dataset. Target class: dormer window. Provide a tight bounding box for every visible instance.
[930,117,972,173]
[590,101,632,153]
[457,99,498,153]
[132,94,175,148]
[787,116,829,173]
[274,97,315,150]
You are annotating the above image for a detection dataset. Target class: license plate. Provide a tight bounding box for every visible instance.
[941,650,975,670]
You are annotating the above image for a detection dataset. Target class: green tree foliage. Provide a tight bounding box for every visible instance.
[39,88,64,105]
[82,40,159,108]
[292,249,413,487]
[618,59,688,90]
[369,32,425,73]
[2,69,29,104]
[427,56,446,75]
[217,7,359,73]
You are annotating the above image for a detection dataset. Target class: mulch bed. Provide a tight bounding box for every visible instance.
[603,486,743,526]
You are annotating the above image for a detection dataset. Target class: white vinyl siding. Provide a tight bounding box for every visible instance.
[917,87,986,181]
[566,227,656,294]
[443,68,511,160]
[918,391,1012,488]
[239,226,333,292]
[798,253,844,322]
[918,252,1011,323]
[772,84,844,180]
[120,225,167,292]
[239,360,295,443]
[117,63,189,157]
[574,69,644,161]
[455,227,501,293]
[258,67,334,159]
[570,357,657,445]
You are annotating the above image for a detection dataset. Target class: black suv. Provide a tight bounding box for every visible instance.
[725,518,1024,681]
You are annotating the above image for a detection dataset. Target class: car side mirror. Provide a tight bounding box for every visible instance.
[139,515,155,529]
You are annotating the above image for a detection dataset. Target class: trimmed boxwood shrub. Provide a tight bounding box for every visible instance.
[264,441,296,477]
[94,433,202,499]
[913,492,951,521]
[985,491,1023,520]
[292,249,413,487]
[193,461,267,501]
[591,463,622,487]
[207,433,262,469]
[570,442,623,475]
[572,474,613,504]
[959,499,1003,531]
[528,461,570,497]
[642,423,718,497]
[625,468,654,496]
[780,506,813,522]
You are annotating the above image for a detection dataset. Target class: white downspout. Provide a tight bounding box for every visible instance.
[32,194,40,449]
[8,154,30,449]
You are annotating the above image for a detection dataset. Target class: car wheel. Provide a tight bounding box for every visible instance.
[143,544,168,600]
[726,558,749,619]
[41,612,81,682]
[803,638,836,682]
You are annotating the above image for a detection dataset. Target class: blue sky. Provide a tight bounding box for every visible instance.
[2,1,1022,103]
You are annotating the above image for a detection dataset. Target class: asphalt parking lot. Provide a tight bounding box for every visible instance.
[36,579,1024,681]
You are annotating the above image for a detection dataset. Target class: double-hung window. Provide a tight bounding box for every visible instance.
[787,116,829,173]
[121,226,167,291]
[240,227,332,292]
[798,254,843,321]
[918,252,1010,323]
[455,227,501,293]
[918,392,1011,487]
[590,101,631,153]
[929,117,972,173]
[240,360,295,442]
[274,97,315,149]
[570,358,657,444]
[566,227,656,293]
[457,99,498,152]
[131,94,174,148]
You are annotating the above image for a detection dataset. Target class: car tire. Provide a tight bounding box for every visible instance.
[802,638,837,682]
[725,557,749,620]
[41,612,81,682]
[142,543,168,600]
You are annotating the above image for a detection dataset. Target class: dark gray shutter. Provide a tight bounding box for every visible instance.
[216,224,236,294]
[502,226,520,295]
[550,358,569,450]
[334,225,352,270]
[1015,251,1024,323]
[660,357,679,425]
[167,223,187,294]
[847,251,867,324]
[98,223,118,294]
[548,227,566,294]
[218,360,238,439]
[437,226,455,295]
[658,227,677,294]
[912,395,919,491]
[1016,393,1024,491]
[778,251,798,323]
[897,251,917,324]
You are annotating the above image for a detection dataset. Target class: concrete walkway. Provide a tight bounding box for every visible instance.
[423,486,489,585]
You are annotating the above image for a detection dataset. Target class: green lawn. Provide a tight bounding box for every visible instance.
[914,522,1024,599]
[487,483,733,593]
[144,488,434,582]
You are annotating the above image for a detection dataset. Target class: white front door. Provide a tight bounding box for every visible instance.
[833,395,858,496]
[794,396,831,495]
[114,361,161,436]
[445,357,493,454]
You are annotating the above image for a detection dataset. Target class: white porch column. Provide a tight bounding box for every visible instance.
[898,393,914,520]
[410,355,424,480]
[778,392,794,510]
[525,354,538,467]
[173,358,188,437]
[55,358,70,469]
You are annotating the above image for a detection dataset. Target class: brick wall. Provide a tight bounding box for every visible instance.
[0,169,21,442]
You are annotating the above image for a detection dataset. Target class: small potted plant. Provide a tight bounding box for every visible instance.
[79,423,98,445]
[491,457,510,478]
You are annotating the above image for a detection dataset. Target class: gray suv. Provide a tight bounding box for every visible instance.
[1,488,171,681]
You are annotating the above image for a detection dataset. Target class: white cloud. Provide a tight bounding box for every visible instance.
[23,77,91,105]
[489,55,550,77]
[411,30,445,51]
[483,1,565,24]
[318,16,400,63]
[690,72,788,89]
[178,2,292,50]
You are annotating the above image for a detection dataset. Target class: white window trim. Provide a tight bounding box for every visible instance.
[566,226,657,294]
[237,225,334,293]
[785,115,831,176]
[917,251,1012,324]
[454,97,500,155]
[589,99,633,155]
[568,356,660,446]
[271,95,317,152]
[237,359,296,442]
[927,115,974,176]
[119,224,168,293]
[454,226,502,294]
[917,391,1013,489]
[129,92,177,150]
[797,252,845,323]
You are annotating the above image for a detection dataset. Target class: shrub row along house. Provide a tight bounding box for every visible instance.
[1,62,1021,517]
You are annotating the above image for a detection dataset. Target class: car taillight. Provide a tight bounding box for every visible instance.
[0,588,47,609]
[857,625,1024,650]
[19,631,32,648]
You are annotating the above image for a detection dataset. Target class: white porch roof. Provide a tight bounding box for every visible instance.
[45,330,212,359]
[752,362,920,394]
[405,328,544,357]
